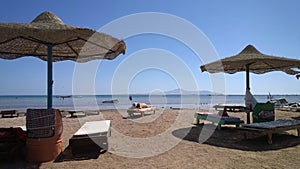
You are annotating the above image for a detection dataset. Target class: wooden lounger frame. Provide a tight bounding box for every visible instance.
[240,119,300,144]
[0,110,18,118]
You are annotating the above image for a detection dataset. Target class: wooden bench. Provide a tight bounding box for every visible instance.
[0,110,18,118]
[213,104,246,112]
[69,120,111,155]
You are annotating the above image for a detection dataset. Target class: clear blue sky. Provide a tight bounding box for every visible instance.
[0,0,299,95]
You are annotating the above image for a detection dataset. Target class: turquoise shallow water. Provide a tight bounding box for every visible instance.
[0,94,299,111]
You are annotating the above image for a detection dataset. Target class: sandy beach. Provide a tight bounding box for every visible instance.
[1,108,300,169]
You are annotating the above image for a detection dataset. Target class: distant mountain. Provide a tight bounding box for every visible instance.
[165,88,222,95]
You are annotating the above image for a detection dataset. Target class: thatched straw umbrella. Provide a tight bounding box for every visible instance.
[0,11,126,109]
[200,44,300,123]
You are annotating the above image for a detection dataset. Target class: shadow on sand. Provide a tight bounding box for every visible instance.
[54,145,106,162]
[0,145,105,168]
[172,124,300,151]
[123,113,153,120]
[0,146,42,169]
[292,116,300,120]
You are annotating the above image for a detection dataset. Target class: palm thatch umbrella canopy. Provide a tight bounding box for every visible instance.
[0,11,126,108]
[200,44,300,123]
[200,45,300,90]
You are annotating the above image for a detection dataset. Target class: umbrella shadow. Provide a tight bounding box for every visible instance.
[0,162,41,169]
[54,145,106,162]
[0,154,41,169]
[292,116,300,120]
[172,124,300,151]
[123,113,154,120]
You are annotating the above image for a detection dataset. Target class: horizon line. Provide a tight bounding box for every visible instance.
[0,93,299,96]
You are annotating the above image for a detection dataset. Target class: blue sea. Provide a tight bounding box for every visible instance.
[0,94,299,111]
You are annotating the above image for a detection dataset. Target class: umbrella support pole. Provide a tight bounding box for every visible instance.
[246,64,251,124]
[47,44,53,109]
[246,64,250,90]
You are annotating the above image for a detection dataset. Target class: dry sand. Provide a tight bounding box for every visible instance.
[1,108,300,169]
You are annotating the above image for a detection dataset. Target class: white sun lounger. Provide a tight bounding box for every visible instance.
[127,106,156,117]
[69,120,111,154]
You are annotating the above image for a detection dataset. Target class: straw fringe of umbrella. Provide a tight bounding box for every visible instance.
[0,11,126,62]
[201,45,300,75]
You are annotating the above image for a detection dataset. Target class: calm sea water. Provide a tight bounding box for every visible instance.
[0,94,299,111]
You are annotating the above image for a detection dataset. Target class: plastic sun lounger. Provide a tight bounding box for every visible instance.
[69,120,111,155]
[127,106,156,117]
[194,112,245,130]
[240,119,300,144]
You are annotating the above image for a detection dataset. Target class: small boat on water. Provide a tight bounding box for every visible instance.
[102,99,119,103]
[56,95,71,100]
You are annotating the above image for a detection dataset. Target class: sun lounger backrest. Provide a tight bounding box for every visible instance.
[26,109,56,138]
[245,89,275,123]
[252,103,275,123]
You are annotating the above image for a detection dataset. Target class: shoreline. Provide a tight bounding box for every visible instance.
[1,94,299,112]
